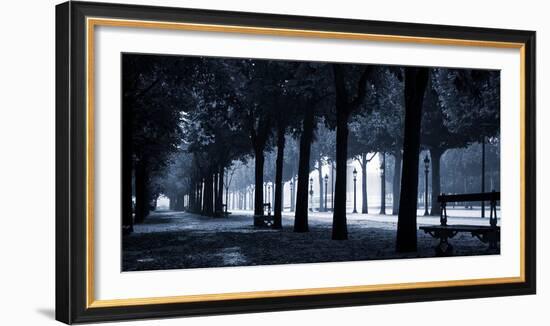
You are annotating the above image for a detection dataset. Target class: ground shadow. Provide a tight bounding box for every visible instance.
[36,308,55,320]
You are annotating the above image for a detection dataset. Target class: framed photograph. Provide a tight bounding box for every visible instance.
[56,1,536,324]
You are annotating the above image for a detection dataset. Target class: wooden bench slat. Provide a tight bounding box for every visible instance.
[420,225,499,232]
[437,192,500,203]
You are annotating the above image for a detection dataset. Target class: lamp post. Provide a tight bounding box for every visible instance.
[379,154,386,215]
[289,179,294,212]
[424,154,430,216]
[309,177,314,212]
[324,174,329,212]
[352,168,358,213]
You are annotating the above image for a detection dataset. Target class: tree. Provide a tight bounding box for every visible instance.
[396,67,430,252]
[424,68,500,215]
[122,54,189,227]
[349,67,404,215]
[227,60,277,224]
[348,114,378,214]
[283,136,300,212]
[181,58,252,217]
[160,150,194,211]
[331,64,372,240]
[230,160,256,209]
[294,101,315,232]
[311,122,336,212]
[289,63,333,233]
[265,62,300,229]
[420,74,465,215]
[374,69,405,215]
[224,164,237,212]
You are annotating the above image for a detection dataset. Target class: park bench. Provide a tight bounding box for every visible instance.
[419,192,500,256]
[254,203,274,227]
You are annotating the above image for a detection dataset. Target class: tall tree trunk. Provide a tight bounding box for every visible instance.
[274,127,285,229]
[294,105,315,232]
[332,109,350,240]
[168,196,174,210]
[392,151,402,215]
[331,162,335,211]
[290,176,295,212]
[272,182,275,207]
[361,153,368,214]
[213,173,218,213]
[216,167,224,213]
[216,174,220,212]
[203,174,214,216]
[197,180,201,213]
[152,198,158,211]
[201,179,206,215]
[189,185,196,212]
[481,138,486,217]
[379,153,386,215]
[193,184,197,212]
[122,92,134,232]
[196,182,199,212]
[430,147,444,216]
[250,190,253,210]
[122,160,133,231]
[396,67,430,252]
[198,181,203,213]
[134,159,149,224]
[244,189,247,211]
[254,147,265,224]
[281,183,284,212]
[225,187,229,213]
[318,157,324,212]
[330,64,371,240]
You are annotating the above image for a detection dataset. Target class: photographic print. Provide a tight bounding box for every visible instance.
[56,2,535,322]
[121,54,501,271]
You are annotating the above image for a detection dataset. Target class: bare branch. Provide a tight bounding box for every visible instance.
[367,152,377,162]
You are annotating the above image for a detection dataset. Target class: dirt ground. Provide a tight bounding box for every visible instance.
[122,209,499,271]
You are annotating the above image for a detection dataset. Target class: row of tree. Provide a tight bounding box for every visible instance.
[122,54,499,252]
[217,140,500,215]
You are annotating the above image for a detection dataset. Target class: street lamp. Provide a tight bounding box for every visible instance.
[424,154,430,216]
[289,179,294,212]
[352,168,358,213]
[324,174,329,212]
[309,177,314,212]
[379,154,386,215]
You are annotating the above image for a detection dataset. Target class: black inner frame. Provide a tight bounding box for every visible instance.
[55,1,536,324]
